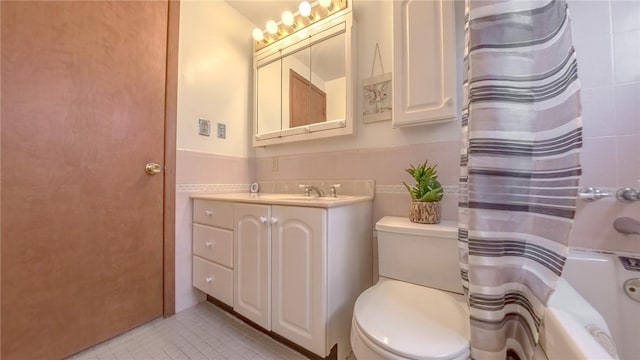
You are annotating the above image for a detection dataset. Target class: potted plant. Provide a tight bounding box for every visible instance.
[402,160,444,224]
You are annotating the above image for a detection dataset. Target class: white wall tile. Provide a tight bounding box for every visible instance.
[581,87,617,137]
[616,134,640,186]
[611,0,640,34]
[569,0,615,88]
[614,82,640,135]
[580,136,619,187]
[613,29,640,83]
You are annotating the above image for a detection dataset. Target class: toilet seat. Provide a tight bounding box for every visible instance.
[353,279,470,360]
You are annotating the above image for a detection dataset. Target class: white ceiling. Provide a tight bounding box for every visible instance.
[225,0,300,28]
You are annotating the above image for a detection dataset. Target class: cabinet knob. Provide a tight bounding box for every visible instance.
[205,276,214,284]
[205,209,214,216]
[205,241,214,247]
[259,216,268,224]
[270,217,279,225]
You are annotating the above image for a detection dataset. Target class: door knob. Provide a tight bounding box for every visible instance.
[145,163,162,175]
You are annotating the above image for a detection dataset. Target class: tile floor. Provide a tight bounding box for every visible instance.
[68,302,308,360]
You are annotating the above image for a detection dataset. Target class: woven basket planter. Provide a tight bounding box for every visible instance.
[409,201,441,224]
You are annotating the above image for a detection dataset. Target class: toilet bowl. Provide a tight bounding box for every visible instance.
[350,217,470,360]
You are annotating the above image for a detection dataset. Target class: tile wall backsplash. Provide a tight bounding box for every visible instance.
[568,0,640,251]
[175,149,254,312]
[570,0,640,189]
[254,141,461,223]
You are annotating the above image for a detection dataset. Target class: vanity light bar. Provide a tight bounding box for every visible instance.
[251,0,348,52]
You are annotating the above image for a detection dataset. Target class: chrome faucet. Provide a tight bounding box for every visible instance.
[299,184,325,197]
[617,188,639,202]
[330,184,341,198]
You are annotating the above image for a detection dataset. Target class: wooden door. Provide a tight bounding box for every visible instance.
[271,206,326,356]
[289,69,326,128]
[1,2,174,359]
[234,204,272,330]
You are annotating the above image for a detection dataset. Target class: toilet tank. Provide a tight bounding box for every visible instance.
[376,216,463,294]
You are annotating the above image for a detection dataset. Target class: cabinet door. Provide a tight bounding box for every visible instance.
[234,203,271,329]
[392,0,457,127]
[271,206,327,356]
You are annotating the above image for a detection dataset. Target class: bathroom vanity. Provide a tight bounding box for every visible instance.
[191,184,373,359]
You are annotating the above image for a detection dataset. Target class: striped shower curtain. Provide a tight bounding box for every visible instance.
[458,1,582,359]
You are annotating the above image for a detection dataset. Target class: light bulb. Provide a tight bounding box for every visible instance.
[266,20,278,34]
[281,11,295,26]
[319,0,332,8]
[252,28,264,41]
[299,1,311,17]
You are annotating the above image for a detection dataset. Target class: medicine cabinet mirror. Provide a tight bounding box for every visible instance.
[253,10,354,147]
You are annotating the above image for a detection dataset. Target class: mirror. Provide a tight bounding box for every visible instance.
[256,59,281,134]
[253,11,353,146]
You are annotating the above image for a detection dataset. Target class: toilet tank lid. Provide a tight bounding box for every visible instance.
[376,216,458,239]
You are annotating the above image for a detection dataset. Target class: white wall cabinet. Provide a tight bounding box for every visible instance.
[232,202,372,359]
[392,0,457,127]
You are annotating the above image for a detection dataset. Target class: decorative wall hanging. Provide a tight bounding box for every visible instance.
[363,43,392,123]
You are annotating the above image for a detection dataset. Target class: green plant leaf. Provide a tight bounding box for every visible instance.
[402,160,443,202]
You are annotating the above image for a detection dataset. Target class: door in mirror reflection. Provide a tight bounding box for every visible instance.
[281,45,311,129]
[252,12,353,147]
[289,69,326,127]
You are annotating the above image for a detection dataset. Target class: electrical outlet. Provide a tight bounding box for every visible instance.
[198,118,210,136]
[217,123,226,139]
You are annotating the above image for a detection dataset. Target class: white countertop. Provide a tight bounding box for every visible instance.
[190,192,373,208]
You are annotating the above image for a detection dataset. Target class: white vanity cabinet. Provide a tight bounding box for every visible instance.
[271,205,326,356]
[233,203,272,330]
[232,201,372,359]
[392,0,457,127]
[192,200,234,306]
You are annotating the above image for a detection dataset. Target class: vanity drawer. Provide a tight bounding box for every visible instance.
[193,256,233,306]
[193,200,233,229]
[193,223,233,268]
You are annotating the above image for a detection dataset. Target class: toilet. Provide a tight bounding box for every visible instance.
[350,216,470,360]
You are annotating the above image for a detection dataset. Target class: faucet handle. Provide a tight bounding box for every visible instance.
[616,187,639,202]
[299,184,311,197]
[613,217,640,235]
[330,184,341,198]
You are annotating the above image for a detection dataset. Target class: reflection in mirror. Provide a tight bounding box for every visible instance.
[257,60,281,134]
[281,45,312,129]
[311,33,346,124]
[281,33,346,129]
[252,9,353,147]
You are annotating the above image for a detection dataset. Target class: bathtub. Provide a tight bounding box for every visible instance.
[561,248,640,360]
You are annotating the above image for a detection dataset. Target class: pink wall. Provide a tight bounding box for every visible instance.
[252,0,640,253]
[254,141,460,223]
[175,149,254,312]
[568,0,640,252]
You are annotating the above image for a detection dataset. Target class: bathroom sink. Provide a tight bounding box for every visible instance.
[257,193,354,201]
[191,192,370,208]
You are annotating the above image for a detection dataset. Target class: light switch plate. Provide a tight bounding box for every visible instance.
[217,123,226,139]
[198,118,210,136]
